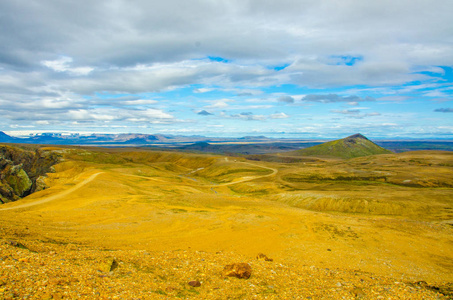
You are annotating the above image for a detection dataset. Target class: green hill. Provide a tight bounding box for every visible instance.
[290,133,392,159]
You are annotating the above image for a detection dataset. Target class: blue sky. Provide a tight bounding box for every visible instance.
[0,0,452,139]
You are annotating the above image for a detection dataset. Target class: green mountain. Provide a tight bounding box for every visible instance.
[290,133,392,159]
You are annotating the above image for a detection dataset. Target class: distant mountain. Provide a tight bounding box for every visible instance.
[0,131,21,143]
[289,133,392,159]
[178,141,310,155]
[1,130,451,153]
[180,142,212,151]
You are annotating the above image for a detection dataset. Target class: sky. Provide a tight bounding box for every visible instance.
[0,0,452,139]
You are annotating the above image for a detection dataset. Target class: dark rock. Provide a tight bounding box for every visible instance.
[351,287,365,299]
[412,281,453,297]
[5,240,28,250]
[256,253,273,261]
[188,280,201,287]
[222,263,252,279]
[109,258,119,272]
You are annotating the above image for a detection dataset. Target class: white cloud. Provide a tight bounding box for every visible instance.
[123,99,158,105]
[270,112,289,119]
[35,120,50,125]
[205,99,235,109]
[41,56,93,76]
[193,88,213,93]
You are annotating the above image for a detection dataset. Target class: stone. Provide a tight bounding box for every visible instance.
[34,176,48,192]
[5,240,28,250]
[222,263,252,279]
[188,280,201,287]
[351,287,365,299]
[5,165,32,197]
[256,253,273,262]
[97,257,119,273]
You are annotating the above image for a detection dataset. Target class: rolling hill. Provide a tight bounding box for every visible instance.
[289,133,393,159]
[0,144,452,298]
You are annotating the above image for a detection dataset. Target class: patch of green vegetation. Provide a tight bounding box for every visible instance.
[153,289,167,295]
[70,151,129,165]
[229,183,272,195]
[291,133,392,159]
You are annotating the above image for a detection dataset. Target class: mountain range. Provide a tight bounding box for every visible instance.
[1,131,452,154]
[0,131,278,146]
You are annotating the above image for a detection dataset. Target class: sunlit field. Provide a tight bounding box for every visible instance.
[1,146,452,298]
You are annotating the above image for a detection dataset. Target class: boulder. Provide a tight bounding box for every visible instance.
[256,253,273,261]
[222,263,252,279]
[34,175,48,192]
[97,257,119,273]
[188,280,201,287]
[5,165,32,197]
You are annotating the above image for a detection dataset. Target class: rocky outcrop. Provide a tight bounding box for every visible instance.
[0,145,60,203]
[222,263,252,279]
[4,165,33,197]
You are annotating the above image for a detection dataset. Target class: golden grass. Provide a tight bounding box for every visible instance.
[0,147,452,284]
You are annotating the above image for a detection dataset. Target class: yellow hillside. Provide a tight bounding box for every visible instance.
[1,147,452,299]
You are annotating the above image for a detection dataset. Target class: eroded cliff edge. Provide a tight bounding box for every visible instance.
[0,145,60,203]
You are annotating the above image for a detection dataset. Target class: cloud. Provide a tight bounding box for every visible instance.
[434,108,453,113]
[225,111,289,121]
[278,95,295,103]
[193,88,213,93]
[35,120,50,125]
[122,99,158,106]
[331,109,381,119]
[0,0,452,137]
[302,94,375,103]
[270,112,289,119]
[204,99,235,109]
[377,96,411,102]
[41,56,93,76]
[1,1,451,82]
[237,92,253,96]
[229,112,266,121]
[197,110,213,116]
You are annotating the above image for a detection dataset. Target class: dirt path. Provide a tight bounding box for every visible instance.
[209,161,278,187]
[0,160,274,211]
[0,172,104,211]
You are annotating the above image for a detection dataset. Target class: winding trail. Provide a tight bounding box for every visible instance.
[208,161,278,187]
[0,160,276,211]
[0,172,104,211]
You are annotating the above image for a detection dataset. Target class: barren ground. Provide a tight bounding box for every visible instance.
[1,148,452,299]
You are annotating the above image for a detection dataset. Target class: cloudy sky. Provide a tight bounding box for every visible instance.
[1,0,452,139]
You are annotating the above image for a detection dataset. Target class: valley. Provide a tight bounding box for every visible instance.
[0,141,452,299]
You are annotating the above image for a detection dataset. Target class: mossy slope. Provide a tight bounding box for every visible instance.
[291,133,392,159]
